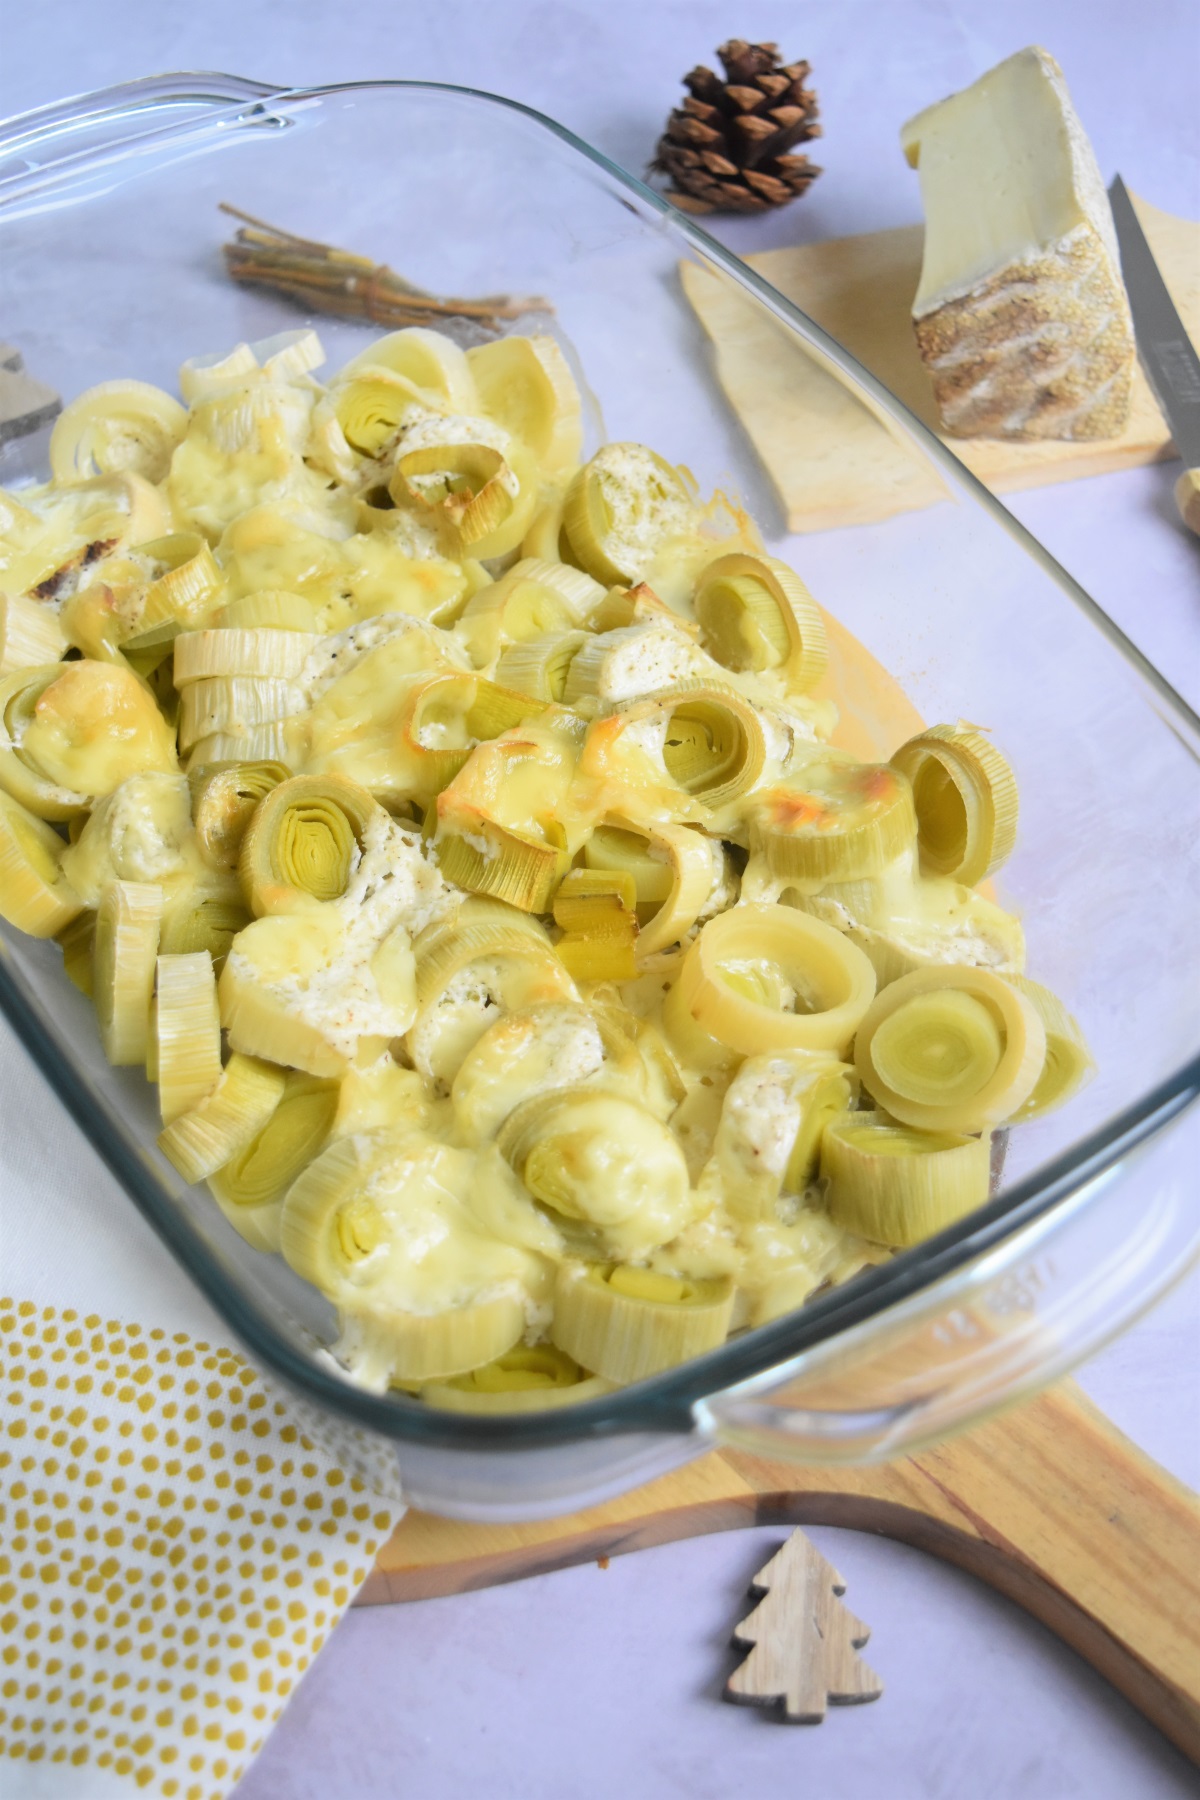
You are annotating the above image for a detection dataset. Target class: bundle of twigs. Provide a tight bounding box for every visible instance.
[219,205,551,336]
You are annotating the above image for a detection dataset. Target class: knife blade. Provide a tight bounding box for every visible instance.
[1108,176,1200,535]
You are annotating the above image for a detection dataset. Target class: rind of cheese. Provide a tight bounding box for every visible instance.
[901,46,1134,441]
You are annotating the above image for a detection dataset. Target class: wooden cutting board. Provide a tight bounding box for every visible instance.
[681,194,1200,532]
[362,1381,1200,1764]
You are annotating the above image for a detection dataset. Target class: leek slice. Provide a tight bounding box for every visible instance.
[0,789,83,937]
[694,552,827,692]
[583,817,715,956]
[433,715,579,911]
[666,903,876,1061]
[499,1087,694,1257]
[134,533,225,635]
[854,965,1045,1132]
[562,444,695,585]
[751,754,917,885]
[0,661,177,820]
[407,902,578,1084]
[450,1001,626,1142]
[93,879,163,1065]
[154,950,222,1125]
[422,1345,612,1413]
[159,886,249,974]
[891,723,1019,887]
[57,909,95,995]
[551,1263,734,1384]
[338,328,477,410]
[468,333,584,483]
[190,759,291,870]
[178,342,257,404]
[495,630,588,702]
[701,1050,856,1222]
[618,681,767,811]
[458,557,599,664]
[208,1070,338,1210]
[213,589,319,632]
[821,1113,992,1246]
[158,1053,287,1184]
[238,772,379,915]
[173,628,318,686]
[177,675,305,753]
[0,593,67,675]
[552,867,640,981]
[1005,974,1095,1121]
[279,1132,529,1380]
[49,379,187,485]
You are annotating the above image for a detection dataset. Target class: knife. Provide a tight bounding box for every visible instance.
[1108,176,1200,536]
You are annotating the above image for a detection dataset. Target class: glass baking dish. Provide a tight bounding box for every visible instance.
[1,75,1198,1521]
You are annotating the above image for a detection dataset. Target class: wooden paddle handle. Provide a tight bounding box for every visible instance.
[370,1383,1200,1761]
[1175,467,1200,535]
[729,1385,1200,1761]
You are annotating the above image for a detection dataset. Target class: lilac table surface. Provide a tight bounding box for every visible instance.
[2,3,1198,1796]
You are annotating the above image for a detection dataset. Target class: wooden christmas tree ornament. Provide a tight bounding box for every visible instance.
[725,1528,883,1722]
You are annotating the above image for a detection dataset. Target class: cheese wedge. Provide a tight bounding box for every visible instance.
[901,47,1135,440]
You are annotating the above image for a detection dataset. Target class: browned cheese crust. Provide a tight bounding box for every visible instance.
[914,226,1135,441]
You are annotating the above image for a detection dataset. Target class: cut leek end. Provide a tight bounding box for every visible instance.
[420,1345,614,1413]
[551,1262,734,1384]
[821,1112,991,1246]
[891,723,1019,888]
[1005,973,1095,1121]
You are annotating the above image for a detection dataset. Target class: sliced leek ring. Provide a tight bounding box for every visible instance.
[57,909,95,995]
[432,715,577,910]
[702,1049,856,1222]
[338,328,477,411]
[435,817,569,914]
[422,1345,613,1413]
[551,867,640,982]
[390,441,515,546]
[154,950,222,1124]
[494,630,588,702]
[190,759,292,870]
[821,1113,992,1246]
[563,625,713,715]
[158,1053,287,1185]
[551,1263,734,1384]
[751,755,917,886]
[891,723,1019,887]
[459,558,593,664]
[213,589,319,632]
[331,366,427,457]
[666,903,877,1060]
[251,328,326,383]
[0,789,83,936]
[583,817,715,956]
[134,533,225,635]
[178,342,258,404]
[186,723,297,772]
[694,552,828,692]
[0,661,177,820]
[1005,974,1095,1122]
[450,1001,625,1142]
[854,965,1046,1133]
[468,333,583,482]
[208,1070,338,1210]
[93,879,163,1065]
[177,676,305,753]
[407,902,578,1084]
[49,380,187,485]
[280,1133,527,1381]
[159,887,251,973]
[173,628,318,686]
[562,444,695,586]
[605,681,768,815]
[239,772,379,915]
[498,1087,694,1257]
[0,592,67,675]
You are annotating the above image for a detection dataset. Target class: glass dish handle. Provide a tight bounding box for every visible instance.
[696,1108,1200,1464]
[0,74,292,216]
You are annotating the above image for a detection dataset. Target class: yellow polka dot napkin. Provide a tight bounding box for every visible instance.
[0,1300,401,1798]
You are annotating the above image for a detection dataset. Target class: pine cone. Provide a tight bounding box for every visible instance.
[651,40,822,214]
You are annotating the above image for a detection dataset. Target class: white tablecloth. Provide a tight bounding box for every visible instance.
[2,3,1198,1795]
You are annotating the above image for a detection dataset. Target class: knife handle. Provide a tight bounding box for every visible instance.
[1175,469,1200,536]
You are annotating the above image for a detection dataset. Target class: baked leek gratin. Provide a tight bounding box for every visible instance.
[0,325,1094,1408]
